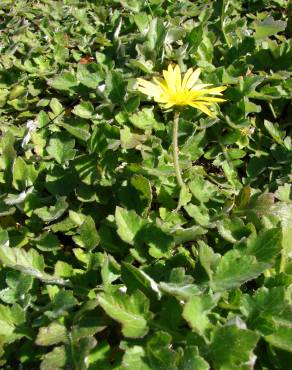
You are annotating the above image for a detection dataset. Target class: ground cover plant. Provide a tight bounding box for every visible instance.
[0,0,291,368]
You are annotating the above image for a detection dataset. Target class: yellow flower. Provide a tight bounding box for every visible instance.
[137,64,226,117]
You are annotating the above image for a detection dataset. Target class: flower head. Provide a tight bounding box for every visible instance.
[137,64,226,117]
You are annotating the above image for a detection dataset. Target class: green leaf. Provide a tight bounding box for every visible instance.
[123,345,150,370]
[159,268,200,301]
[211,250,267,292]
[36,322,67,346]
[76,63,103,89]
[85,340,111,369]
[97,290,150,338]
[188,24,204,49]
[119,0,144,12]
[212,228,282,291]
[178,346,209,370]
[0,245,44,270]
[0,229,9,247]
[36,233,61,252]
[217,217,248,243]
[125,95,140,113]
[264,120,285,145]
[72,101,94,119]
[106,71,127,104]
[178,186,192,209]
[254,16,287,40]
[172,225,207,245]
[118,175,152,216]
[129,108,163,130]
[221,160,242,190]
[49,72,78,91]
[8,97,28,111]
[159,281,200,301]
[9,85,25,100]
[240,76,264,96]
[101,254,120,287]
[265,308,292,352]
[115,207,145,245]
[146,18,166,51]
[181,130,206,161]
[241,287,286,320]
[184,204,210,226]
[140,223,174,258]
[61,122,91,141]
[188,176,217,203]
[0,270,33,304]
[45,166,78,196]
[72,301,107,341]
[73,153,99,185]
[243,228,282,263]
[198,241,221,279]
[70,337,97,370]
[40,346,67,370]
[0,304,25,341]
[133,13,150,33]
[12,157,38,191]
[120,126,146,149]
[121,262,161,298]
[46,132,76,164]
[146,331,179,370]
[275,183,292,203]
[46,290,78,319]
[34,197,68,222]
[54,261,74,278]
[209,325,259,370]
[54,44,69,64]
[131,174,152,215]
[50,98,63,115]
[183,294,217,336]
[0,245,70,286]
[73,215,100,251]
[0,302,25,323]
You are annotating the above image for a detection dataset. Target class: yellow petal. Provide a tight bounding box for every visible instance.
[137,78,158,89]
[185,68,201,89]
[163,101,175,109]
[137,86,153,96]
[189,90,210,98]
[174,65,182,92]
[169,64,176,78]
[195,97,226,103]
[137,77,150,85]
[199,86,227,95]
[154,95,170,103]
[136,64,226,111]
[194,101,213,106]
[163,64,173,80]
[163,65,176,92]
[190,102,216,117]
[182,68,193,90]
[191,83,213,90]
[153,77,169,93]
[137,79,163,97]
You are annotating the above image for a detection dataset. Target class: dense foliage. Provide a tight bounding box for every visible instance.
[0,0,291,369]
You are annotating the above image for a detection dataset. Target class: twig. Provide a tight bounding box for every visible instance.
[172,110,184,187]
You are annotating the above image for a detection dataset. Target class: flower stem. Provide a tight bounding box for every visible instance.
[172,110,184,188]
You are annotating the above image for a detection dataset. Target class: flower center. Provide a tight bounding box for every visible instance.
[171,90,191,105]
